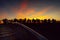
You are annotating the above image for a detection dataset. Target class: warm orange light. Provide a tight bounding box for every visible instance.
[15,2,53,20]
[0,21,3,24]
[16,8,53,20]
[0,12,8,19]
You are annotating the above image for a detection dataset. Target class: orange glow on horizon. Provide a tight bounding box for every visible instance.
[16,6,53,20]
[0,12,8,19]
[15,0,53,19]
[0,1,58,20]
[0,20,3,24]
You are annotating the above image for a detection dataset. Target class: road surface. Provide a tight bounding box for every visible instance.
[0,22,48,40]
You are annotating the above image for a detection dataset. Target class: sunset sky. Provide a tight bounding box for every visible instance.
[0,0,60,20]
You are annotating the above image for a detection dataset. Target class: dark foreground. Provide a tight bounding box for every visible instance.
[0,22,47,40]
[23,22,60,40]
[0,19,60,40]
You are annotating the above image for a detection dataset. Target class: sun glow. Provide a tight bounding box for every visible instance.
[16,6,53,19]
[15,0,53,20]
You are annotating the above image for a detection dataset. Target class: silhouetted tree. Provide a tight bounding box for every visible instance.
[40,20,43,23]
[9,20,13,23]
[27,19,31,23]
[36,19,40,23]
[32,19,36,23]
[19,19,23,23]
[47,19,51,23]
[2,18,9,24]
[43,19,47,23]
[14,18,18,22]
[52,19,56,23]
[23,18,26,23]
